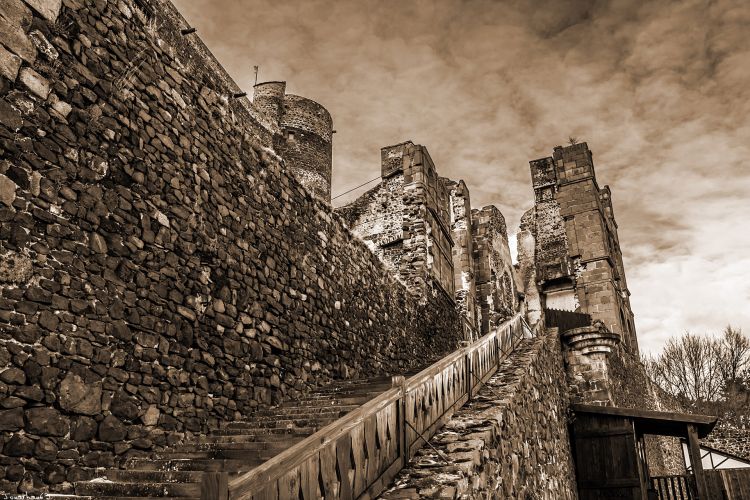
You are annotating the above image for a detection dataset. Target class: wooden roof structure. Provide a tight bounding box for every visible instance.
[572,404,718,438]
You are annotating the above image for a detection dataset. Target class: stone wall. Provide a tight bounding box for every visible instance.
[445,179,478,335]
[608,345,691,475]
[0,0,462,493]
[381,333,577,499]
[472,205,518,335]
[251,82,334,202]
[337,141,455,300]
[526,143,638,351]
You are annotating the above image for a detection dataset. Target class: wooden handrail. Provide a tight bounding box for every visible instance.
[227,386,402,498]
[211,313,527,499]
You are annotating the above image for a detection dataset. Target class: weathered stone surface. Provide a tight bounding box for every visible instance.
[98,415,127,442]
[25,407,68,436]
[18,67,50,99]
[34,437,58,461]
[21,0,61,22]
[0,174,17,207]
[59,373,102,415]
[0,408,24,431]
[0,0,463,492]
[0,44,22,80]
[4,434,34,457]
[382,334,577,499]
[0,367,26,385]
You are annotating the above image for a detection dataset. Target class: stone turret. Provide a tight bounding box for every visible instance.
[253,82,333,202]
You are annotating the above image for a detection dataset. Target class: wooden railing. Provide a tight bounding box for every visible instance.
[202,313,531,500]
[651,474,696,499]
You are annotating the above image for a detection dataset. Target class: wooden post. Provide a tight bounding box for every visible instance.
[201,471,228,500]
[687,424,709,500]
[460,341,472,401]
[392,375,407,465]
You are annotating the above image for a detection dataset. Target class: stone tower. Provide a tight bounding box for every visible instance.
[253,82,333,202]
[525,142,638,351]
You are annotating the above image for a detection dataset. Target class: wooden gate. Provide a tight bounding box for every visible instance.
[572,413,646,500]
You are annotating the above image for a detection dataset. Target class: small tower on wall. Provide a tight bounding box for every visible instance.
[525,142,638,351]
[252,82,333,202]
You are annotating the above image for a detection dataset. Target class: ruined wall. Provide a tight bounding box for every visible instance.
[445,179,478,335]
[337,141,454,300]
[381,333,577,499]
[516,209,542,327]
[472,206,518,335]
[527,143,638,351]
[0,0,462,493]
[608,345,687,475]
[703,422,750,462]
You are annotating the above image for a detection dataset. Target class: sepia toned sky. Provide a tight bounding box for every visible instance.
[173,0,750,354]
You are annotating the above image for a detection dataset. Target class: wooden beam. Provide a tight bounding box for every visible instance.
[687,424,709,500]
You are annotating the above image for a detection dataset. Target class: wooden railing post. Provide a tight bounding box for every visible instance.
[392,375,407,465]
[460,341,472,401]
[201,471,228,500]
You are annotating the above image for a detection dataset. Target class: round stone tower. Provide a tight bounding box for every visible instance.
[252,82,333,202]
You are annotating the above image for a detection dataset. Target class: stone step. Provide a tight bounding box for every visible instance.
[197,432,305,444]
[209,426,317,437]
[156,448,280,461]
[278,395,375,407]
[74,479,200,497]
[126,458,261,472]
[167,438,303,453]
[222,416,338,430]
[249,405,358,419]
[100,469,208,483]
[211,427,317,439]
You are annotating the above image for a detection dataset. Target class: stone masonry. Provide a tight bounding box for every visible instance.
[0,0,729,496]
[381,333,577,499]
[0,0,462,493]
[337,141,456,301]
[524,142,638,351]
[252,81,333,202]
[472,206,518,336]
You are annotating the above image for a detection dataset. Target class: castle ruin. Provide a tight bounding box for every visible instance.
[0,0,743,498]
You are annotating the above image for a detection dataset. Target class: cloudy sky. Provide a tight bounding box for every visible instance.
[173,0,750,354]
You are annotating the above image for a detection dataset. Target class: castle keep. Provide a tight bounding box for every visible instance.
[0,0,737,498]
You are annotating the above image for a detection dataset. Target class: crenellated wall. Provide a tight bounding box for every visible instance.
[0,0,462,493]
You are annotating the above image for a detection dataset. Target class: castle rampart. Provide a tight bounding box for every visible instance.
[0,1,460,493]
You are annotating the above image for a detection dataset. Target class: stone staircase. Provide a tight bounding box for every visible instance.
[62,376,394,499]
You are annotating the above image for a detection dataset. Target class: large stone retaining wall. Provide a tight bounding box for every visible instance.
[0,0,462,493]
[381,333,577,499]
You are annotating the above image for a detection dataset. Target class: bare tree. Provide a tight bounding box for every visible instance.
[644,333,723,407]
[643,326,750,410]
[715,325,750,388]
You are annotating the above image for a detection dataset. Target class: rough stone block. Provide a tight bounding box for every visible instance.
[19,67,49,99]
[0,44,22,80]
[21,0,60,22]
[0,173,17,207]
